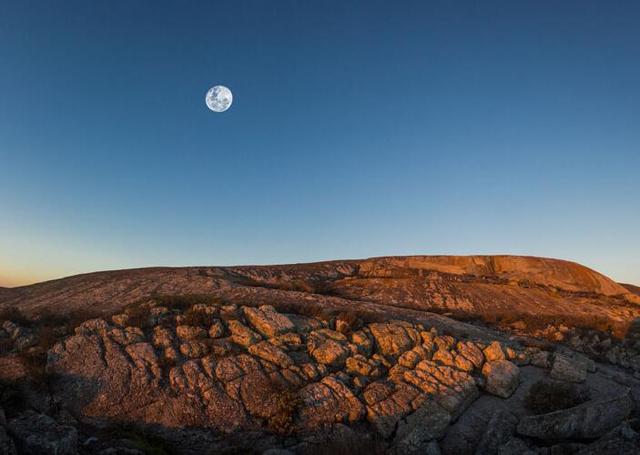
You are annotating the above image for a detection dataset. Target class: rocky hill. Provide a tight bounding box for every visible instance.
[623,283,640,298]
[1,255,639,336]
[1,255,640,454]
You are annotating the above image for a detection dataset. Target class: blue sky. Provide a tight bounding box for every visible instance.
[1,0,639,286]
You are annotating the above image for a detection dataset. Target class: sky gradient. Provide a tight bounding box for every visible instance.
[1,0,639,287]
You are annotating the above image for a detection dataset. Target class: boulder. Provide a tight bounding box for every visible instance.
[111,313,130,326]
[243,305,295,338]
[475,410,518,455]
[179,340,209,358]
[433,348,456,367]
[151,326,175,348]
[483,341,506,362]
[269,332,303,350]
[530,350,551,368]
[0,427,16,455]
[346,355,375,376]
[227,320,262,347]
[248,341,293,368]
[390,400,451,454]
[298,376,365,429]
[482,360,520,398]
[307,331,349,367]
[434,335,456,351]
[551,354,587,383]
[7,411,77,455]
[405,360,479,418]
[454,354,475,372]
[456,341,484,369]
[569,352,596,373]
[208,320,225,338]
[369,322,420,357]
[366,382,422,438]
[350,330,373,356]
[517,390,634,440]
[176,325,207,340]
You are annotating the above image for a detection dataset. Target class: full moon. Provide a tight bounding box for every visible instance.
[205,85,233,112]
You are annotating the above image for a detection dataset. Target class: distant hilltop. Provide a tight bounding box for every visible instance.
[1,255,638,336]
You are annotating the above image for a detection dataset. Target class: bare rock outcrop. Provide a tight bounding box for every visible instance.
[2,257,639,454]
[517,390,634,440]
[551,353,588,383]
[38,300,514,452]
[243,306,295,338]
[6,412,77,455]
[482,360,520,398]
[4,255,637,338]
[0,426,17,455]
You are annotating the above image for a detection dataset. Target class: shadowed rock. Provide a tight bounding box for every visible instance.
[517,390,634,440]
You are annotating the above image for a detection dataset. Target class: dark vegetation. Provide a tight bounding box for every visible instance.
[0,307,32,326]
[152,294,224,311]
[233,275,342,297]
[275,301,388,326]
[524,380,591,414]
[304,432,386,455]
[427,306,617,334]
[100,422,173,455]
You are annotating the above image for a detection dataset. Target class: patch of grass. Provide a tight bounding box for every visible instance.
[524,380,590,414]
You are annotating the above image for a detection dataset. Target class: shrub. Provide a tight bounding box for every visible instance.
[524,380,590,414]
[153,294,223,311]
[0,337,12,355]
[124,303,153,329]
[0,307,32,326]
[18,349,49,385]
[101,423,173,455]
[181,307,215,327]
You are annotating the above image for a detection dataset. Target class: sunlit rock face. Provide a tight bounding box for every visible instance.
[2,255,638,339]
[1,256,640,453]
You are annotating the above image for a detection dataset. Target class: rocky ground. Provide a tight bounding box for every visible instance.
[1,299,640,454]
[1,255,640,454]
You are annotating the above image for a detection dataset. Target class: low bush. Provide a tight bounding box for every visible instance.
[0,307,32,326]
[101,423,173,455]
[0,337,12,355]
[524,380,590,414]
[181,307,216,327]
[335,310,362,331]
[124,303,153,329]
[153,294,223,311]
